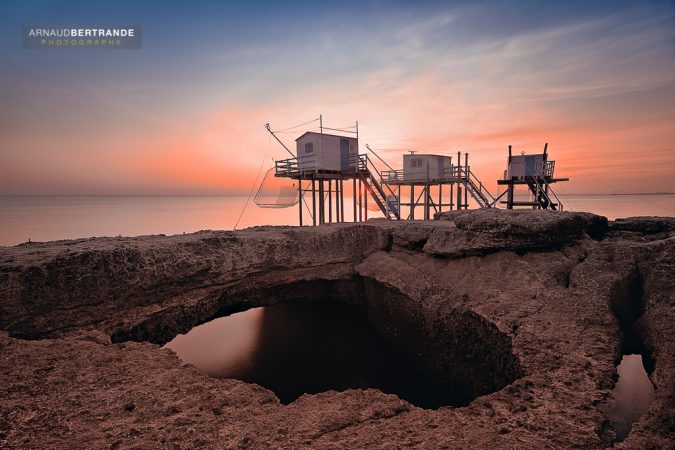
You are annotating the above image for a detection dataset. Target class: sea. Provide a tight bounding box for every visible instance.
[0,193,673,246]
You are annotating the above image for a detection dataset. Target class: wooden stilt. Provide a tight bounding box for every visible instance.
[464,153,469,209]
[328,179,332,223]
[358,177,362,222]
[335,179,340,222]
[353,177,357,222]
[312,178,317,226]
[340,179,345,222]
[438,184,442,214]
[298,180,303,226]
[464,184,468,209]
[457,183,462,211]
[364,179,368,221]
[319,180,325,224]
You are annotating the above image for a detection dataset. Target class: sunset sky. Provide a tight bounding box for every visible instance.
[1,0,674,195]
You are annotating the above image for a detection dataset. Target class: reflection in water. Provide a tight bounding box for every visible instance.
[164,308,264,376]
[164,302,454,408]
[610,354,656,442]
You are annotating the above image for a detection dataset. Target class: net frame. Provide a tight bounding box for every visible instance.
[254,167,300,208]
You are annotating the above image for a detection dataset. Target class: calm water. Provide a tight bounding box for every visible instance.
[1,194,673,246]
[610,354,656,442]
[165,302,454,408]
[0,195,297,246]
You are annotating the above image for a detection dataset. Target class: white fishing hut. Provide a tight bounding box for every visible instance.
[295,132,359,172]
[402,153,453,181]
[506,154,546,180]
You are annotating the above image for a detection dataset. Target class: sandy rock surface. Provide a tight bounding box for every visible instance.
[0,210,673,449]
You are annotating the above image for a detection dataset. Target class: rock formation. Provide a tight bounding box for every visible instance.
[0,210,672,448]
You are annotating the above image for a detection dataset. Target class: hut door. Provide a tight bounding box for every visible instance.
[525,156,535,177]
[340,139,350,170]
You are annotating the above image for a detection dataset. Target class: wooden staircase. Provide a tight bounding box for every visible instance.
[464,170,495,208]
[357,155,400,220]
[525,178,562,210]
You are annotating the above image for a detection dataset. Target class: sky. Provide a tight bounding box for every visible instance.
[1,0,674,195]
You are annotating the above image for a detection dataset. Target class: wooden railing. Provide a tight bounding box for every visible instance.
[544,160,555,177]
[274,154,318,177]
[380,169,405,182]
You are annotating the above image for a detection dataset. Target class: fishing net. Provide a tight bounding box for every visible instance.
[254,168,299,208]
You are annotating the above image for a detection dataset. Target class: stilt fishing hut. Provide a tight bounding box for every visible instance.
[267,116,399,226]
[380,150,496,220]
[495,143,568,210]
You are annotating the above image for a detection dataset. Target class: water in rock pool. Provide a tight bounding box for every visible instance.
[164,301,456,408]
[610,354,656,442]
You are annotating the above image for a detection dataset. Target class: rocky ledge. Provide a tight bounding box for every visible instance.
[0,210,673,449]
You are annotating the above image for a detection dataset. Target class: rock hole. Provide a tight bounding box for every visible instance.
[115,277,521,409]
[605,267,656,444]
[608,354,656,443]
[164,301,458,408]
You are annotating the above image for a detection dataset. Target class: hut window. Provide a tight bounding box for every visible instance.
[304,143,314,153]
[411,158,422,168]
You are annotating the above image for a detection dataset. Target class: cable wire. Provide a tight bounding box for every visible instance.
[322,126,357,134]
[272,117,320,133]
[234,137,270,230]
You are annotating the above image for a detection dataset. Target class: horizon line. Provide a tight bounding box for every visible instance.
[1,192,674,197]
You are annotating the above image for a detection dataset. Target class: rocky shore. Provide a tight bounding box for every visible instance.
[0,210,673,448]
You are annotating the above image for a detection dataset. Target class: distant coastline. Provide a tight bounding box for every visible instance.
[1,192,673,197]
[569,192,675,196]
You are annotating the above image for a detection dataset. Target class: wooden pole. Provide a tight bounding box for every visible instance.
[328,179,332,224]
[507,145,513,209]
[464,184,468,209]
[543,143,550,200]
[460,153,464,210]
[410,184,415,220]
[438,184,442,214]
[424,184,429,220]
[449,156,454,211]
[298,180,303,226]
[312,178,317,226]
[364,180,368,221]
[358,178,363,222]
[457,183,462,211]
[464,153,469,209]
[335,179,340,222]
[319,180,325,225]
[356,121,359,155]
[264,123,294,158]
[319,114,324,173]
[340,179,345,222]
[353,177,357,222]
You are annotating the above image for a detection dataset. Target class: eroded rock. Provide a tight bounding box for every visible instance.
[0,210,672,449]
